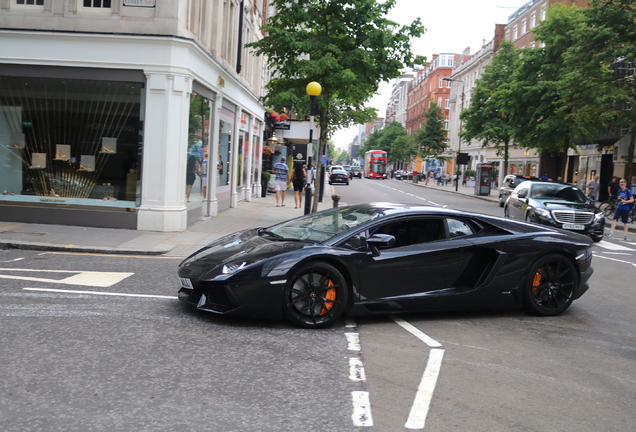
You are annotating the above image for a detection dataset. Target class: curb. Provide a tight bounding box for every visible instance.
[0,241,172,256]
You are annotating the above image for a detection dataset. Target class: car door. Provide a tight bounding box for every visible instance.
[355,217,473,312]
[507,184,530,220]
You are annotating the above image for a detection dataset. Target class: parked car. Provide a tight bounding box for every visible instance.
[328,169,349,185]
[504,181,605,242]
[178,203,594,328]
[352,166,362,178]
[342,165,353,179]
[395,171,412,181]
[498,174,540,207]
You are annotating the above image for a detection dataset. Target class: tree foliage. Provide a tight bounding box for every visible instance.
[460,41,519,176]
[359,121,416,164]
[247,0,424,211]
[557,0,636,182]
[414,102,449,163]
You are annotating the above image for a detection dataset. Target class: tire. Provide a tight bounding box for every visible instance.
[328,181,332,185]
[525,212,534,223]
[504,206,510,218]
[345,181,349,185]
[522,254,578,316]
[498,195,505,208]
[591,235,603,243]
[282,261,349,328]
[599,201,614,218]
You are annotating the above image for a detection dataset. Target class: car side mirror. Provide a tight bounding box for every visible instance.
[367,234,396,256]
[518,192,527,199]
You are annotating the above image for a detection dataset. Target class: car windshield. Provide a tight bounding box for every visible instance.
[530,184,587,202]
[265,205,385,242]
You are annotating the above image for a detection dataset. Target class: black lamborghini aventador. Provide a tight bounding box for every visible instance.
[178,203,594,328]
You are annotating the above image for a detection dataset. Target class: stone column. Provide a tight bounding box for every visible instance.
[137,72,191,232]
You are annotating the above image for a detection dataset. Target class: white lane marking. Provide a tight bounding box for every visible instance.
[0,268,133,287]
[2,258,25,263]
[392,316,443,348]
[351,391,374,427]
[593,255,636,268]
[23,287,177,299]
[594,242,635,251]
[349,357,366,382]
[405,348,445,430]
[599,252,632,255]
[345,332,361,351]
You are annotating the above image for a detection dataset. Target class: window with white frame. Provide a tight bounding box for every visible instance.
[79,0,112,13]
[513,26,518,39]
[522,20,527,34]
[12,0,44,10]
[541,5,547,20]
[437,96,442,107]
[445,97,450,109]
[444,118,449,130]
[505,30,510,41]
[531,12,537,28]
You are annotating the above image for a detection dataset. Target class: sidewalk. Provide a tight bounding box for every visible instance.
[0,192,332,258]
[0,180,631,256]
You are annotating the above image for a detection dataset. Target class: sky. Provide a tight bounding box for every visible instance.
[332,0,529,150]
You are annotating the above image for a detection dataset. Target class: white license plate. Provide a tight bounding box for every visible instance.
[180,277,193,288]
[562,224,584,230]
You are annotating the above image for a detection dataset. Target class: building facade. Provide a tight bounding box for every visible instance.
[0,0,266,232]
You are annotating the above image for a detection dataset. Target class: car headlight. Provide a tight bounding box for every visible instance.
[534,208,551,218]
[222,261,249,274]
[594,212,605,221]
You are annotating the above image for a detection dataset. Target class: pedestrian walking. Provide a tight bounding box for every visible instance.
[605,179,634,240]
[292,161,307,209]
[273,156,290,207]
[608,176,620,199]
[586,175,600,203]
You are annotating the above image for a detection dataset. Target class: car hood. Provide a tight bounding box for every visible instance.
[537,201,597,211]
[179,229,309,278]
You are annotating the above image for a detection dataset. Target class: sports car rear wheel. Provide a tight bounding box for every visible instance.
[523,254,578,316]
[283,261,348,328]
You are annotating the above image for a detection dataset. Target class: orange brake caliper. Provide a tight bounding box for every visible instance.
[532,271,542,292]
[319,280,337,316]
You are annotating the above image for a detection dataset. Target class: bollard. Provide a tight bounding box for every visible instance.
[304,185,312,215]
[332,194,340,208]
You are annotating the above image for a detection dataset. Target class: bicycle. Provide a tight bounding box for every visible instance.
[598,197,619,218]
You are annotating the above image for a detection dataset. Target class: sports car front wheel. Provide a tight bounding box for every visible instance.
[523,254,578,316]
[283,261,349,328]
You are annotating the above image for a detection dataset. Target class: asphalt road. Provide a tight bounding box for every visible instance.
[1,178,634,431]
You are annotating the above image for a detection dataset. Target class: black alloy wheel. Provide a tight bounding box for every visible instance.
[504,206,510,218]
[283,261,348,328]
[523,254,578,316]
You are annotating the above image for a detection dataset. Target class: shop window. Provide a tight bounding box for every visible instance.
[0,76,143,207]
[16,0,44,5]
[186,94,210,205]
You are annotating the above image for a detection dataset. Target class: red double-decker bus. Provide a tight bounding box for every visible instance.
[363,150,388,179]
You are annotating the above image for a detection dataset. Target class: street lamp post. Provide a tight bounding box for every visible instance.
[306,81,322,214]
[442,77,465,192]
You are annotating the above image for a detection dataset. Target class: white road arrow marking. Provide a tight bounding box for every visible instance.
[0,268,133,287]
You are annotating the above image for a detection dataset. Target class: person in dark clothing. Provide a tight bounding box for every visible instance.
[186,154,199,202]
[292,161,307,209]
[608,176,620,199]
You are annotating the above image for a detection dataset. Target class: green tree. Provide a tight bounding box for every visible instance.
[336,150,350,164]
[247,0,425,211]
[558,0,636,182]
[460,41,520,177]
[414,102,449,164]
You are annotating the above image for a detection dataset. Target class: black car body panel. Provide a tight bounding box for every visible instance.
[504,181,605,241]
[178,203,594,326]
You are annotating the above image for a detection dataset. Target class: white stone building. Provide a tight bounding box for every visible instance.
[0,0,267,231]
